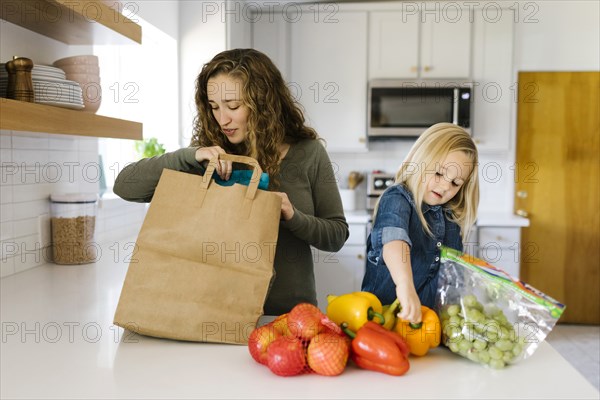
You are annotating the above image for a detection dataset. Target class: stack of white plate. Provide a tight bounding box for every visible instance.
[1,64,84,110]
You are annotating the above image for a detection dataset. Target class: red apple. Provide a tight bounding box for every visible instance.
[287,303,325,341]
[248,324,282,365]
[267,336,307,376]
[307,332,349,376]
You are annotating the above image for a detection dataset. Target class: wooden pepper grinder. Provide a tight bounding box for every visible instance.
[6,56,34,102]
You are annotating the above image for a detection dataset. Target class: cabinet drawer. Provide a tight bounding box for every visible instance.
[478,227,520,248]
[347,223,367,246]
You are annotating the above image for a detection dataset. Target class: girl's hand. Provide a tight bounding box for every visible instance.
[273,192,294,221]
[195,146,231,180]
[396,281,422,324]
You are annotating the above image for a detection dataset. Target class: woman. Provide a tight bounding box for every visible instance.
[114,48,349,315]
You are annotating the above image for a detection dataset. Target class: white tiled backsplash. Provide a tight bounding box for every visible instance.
[0,130,147,278]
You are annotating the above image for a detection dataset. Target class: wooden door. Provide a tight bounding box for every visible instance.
[516,72,599,324]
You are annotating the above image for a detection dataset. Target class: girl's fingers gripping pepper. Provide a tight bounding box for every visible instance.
[342,321,410,376]
[326,292,385,332]
[394,305,441,356]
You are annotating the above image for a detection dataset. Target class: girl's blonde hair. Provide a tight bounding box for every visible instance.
[376,123,479,240]
[190,49,318,188]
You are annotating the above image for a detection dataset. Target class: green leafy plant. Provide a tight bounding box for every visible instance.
[135,137,166,159]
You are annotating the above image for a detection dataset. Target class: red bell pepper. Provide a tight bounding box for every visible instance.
[342,321,410,376]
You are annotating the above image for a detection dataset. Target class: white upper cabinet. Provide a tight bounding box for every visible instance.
[369,8,472,79]
[471,8,515,150]
[369,12,420,79]
[289,11,368,151]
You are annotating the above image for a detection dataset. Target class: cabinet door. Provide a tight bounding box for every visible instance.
[289,11,368,152]
[251,14,289,78]
[478,227,521,279]
[368,11,419,79]
[313,245,366,313]
[420,8,471,78]
[471,9,514,150]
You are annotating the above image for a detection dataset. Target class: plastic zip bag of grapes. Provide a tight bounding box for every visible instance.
[435,246,565,369]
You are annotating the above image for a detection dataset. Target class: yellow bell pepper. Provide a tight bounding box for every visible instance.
[326,291,384,332]
[394,305,441,356]
[381,299,400,330]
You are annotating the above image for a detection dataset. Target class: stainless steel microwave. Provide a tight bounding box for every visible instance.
[368,79,473,138]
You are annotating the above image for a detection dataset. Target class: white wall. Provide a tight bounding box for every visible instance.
[179,0,228,145]
[514,1,600,71]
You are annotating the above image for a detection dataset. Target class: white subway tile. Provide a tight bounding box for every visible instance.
[0,133,11,149]
[1,238,20,260]
[0,221,13,241]
[78,138,99,152]
[12,183,52,203]
[0,203,13,223]
[12,135,49,150]
[12,149,49,166]
[13,217,39,238]
[0,149,12,164]
[49,137,78,151]
[0,184,12,204]
[12,166,44,185]
[49,150,78,164]
[0,166,15,186]
[0,255,15,278]
[12,199,49,220]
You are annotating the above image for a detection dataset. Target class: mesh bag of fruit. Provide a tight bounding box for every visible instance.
[435,246,565,369]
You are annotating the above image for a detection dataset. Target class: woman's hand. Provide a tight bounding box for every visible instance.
[195,146,231,180]
[273,192,294,221]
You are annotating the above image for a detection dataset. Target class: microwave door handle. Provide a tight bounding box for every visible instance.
[452,88,459,125]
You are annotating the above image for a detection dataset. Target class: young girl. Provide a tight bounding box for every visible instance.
[361,123,479,324]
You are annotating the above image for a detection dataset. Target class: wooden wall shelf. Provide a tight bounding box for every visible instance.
[0,98,142,140]
[0,0,142,44]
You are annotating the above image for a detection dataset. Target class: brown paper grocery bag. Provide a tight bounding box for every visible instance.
[113,155,281,344]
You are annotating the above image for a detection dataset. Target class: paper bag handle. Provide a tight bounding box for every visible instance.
[201,154,263,202]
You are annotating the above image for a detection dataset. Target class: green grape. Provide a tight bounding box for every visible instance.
[465,308,485,322]
[449,315,462,326]
[512,343,523,357]
[462,294,478,307]
[495,339,514,352]
[467,350,480,363]
[447,304,460,316]
[478,350,491,364]
[448,341,460,353]
[488,346,503,360]
[503,351,514,363]
[473,339,487,351]
[489,359,506,369]
[458,339,472,352]
[445,323,462,341]
[499,326,511,340]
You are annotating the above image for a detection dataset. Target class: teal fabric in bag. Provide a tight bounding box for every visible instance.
[213,170,269,190]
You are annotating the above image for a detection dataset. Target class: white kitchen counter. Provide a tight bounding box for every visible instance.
[1,240,596,400]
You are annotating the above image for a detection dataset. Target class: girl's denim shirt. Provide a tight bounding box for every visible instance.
[361,184,463,308]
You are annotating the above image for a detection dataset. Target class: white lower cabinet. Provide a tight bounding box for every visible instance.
[313,223,367,312]
[477,227,522,279]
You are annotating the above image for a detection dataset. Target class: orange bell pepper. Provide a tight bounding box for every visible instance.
[394,305,441,356]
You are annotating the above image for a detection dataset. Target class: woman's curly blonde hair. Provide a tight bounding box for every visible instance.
[190,48,318,187]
